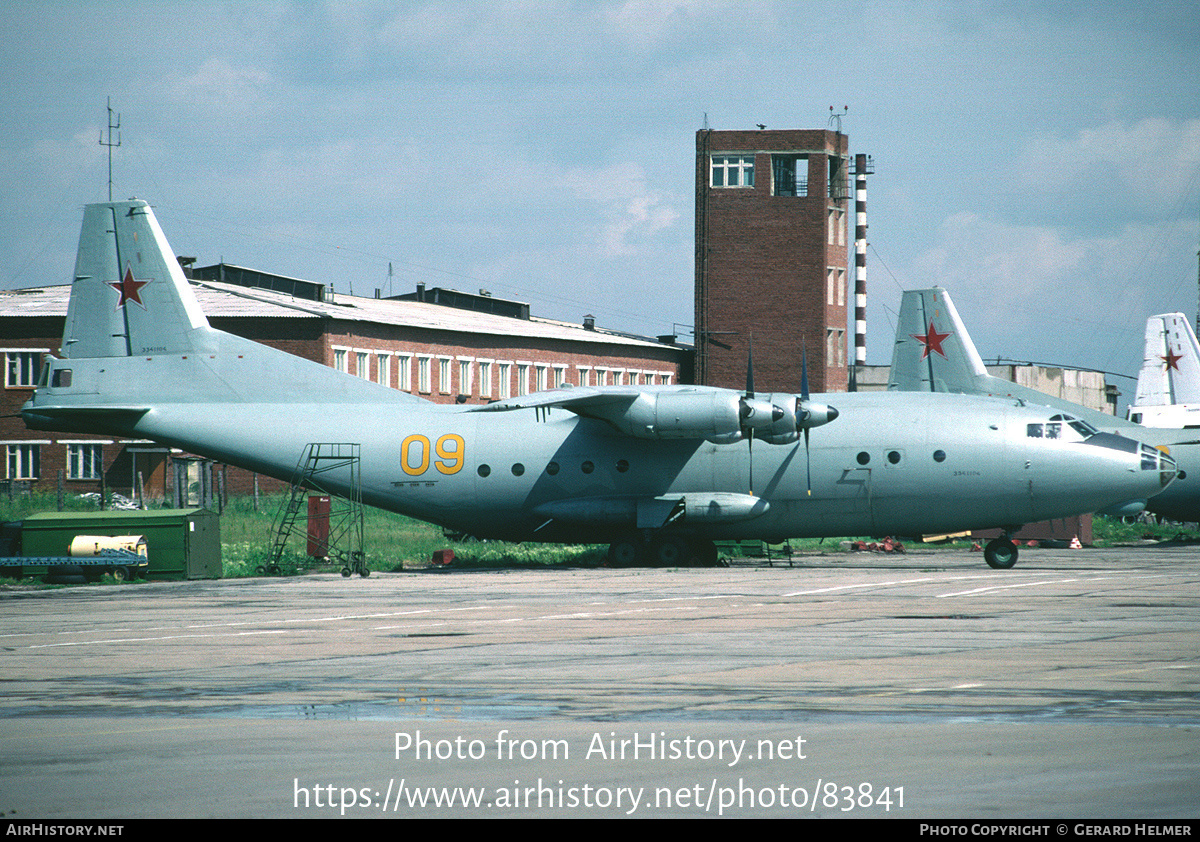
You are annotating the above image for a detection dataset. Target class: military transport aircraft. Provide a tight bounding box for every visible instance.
[889,287,1197,523]
[1127,313,1200,429]
[21,202,1179,570]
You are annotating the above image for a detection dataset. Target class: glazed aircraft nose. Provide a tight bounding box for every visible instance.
[1155,449,1178,489]
[1078,433,1179,515]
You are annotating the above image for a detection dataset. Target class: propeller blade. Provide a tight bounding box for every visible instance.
[800,345,810,401]
[748,428,754,496]
[746,339,756,398]
[804,427,812,496]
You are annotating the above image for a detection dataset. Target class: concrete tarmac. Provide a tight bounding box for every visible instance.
[1,545,1197,819]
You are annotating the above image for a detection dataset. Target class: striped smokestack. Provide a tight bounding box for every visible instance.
[853,154,873,369]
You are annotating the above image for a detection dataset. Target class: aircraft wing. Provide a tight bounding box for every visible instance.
[468,384,836,444]
[465,386,641,416]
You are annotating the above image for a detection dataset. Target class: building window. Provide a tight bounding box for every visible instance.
[535,365,547,393]
[553,365,567,388]
[837,268,846,307]
[377,353,391,387]
[418,357,431,393]
[333,349,348,373]
[517,364,529,396]
[578,366,591,387]
[67,444,104,480]
[828,207,845,245]
[771,155,808,196]
[827,328,846,368]
[5,351,44,388]
[397,355,412,392]
[711,155,754,188]
[6,444,39,480]
[662,373,673,385]
[356,352,370,380]
[498,362,511,399]
[458,359,473,397]
[479,361,492,398]
[438,358,452,394]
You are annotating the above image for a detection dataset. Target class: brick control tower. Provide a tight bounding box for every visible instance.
[695,127,850,394]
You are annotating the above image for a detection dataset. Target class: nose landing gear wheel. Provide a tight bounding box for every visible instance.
[984,537,1018,569]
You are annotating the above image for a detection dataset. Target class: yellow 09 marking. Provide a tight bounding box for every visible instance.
[434,434,465,475]
[402,433,466,477]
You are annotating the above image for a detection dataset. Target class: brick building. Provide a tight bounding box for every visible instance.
[695,128,851,393]
[2,277,688,503]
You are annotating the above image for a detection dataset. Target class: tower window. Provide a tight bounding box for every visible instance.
[711,155,754,188]
[771,155,808,196]
[829,155,849,199]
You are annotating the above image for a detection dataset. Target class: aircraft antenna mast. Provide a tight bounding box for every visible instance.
[98,98,121,201]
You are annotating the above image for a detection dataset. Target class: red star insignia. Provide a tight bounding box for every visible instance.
[1161,349,1183,371]
[108,265,150,309]
[912,320,951,359]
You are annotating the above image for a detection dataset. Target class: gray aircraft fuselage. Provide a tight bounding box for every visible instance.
[19,202,1179,559]
[24,328,1174,544]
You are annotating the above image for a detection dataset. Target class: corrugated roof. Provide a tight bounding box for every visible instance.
[0,282,682,352]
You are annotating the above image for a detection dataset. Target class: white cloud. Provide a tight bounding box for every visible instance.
[1020,118,1200,208]
[163,57,273,111]
[564,162,680,257]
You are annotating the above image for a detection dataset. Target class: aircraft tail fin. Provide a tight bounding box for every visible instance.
[62,200,213,359]
[887,288,990,393]
[1132,313,1200,408]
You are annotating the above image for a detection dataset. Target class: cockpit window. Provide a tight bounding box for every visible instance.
[1027,414,1097,442]
[1068,419,1097,437]
[1027,422,1061,439]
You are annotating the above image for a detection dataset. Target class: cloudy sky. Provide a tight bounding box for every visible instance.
[2,1,1197,394]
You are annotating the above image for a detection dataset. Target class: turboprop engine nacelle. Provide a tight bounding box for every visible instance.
[610,390,838,444]
[754,393,840,444]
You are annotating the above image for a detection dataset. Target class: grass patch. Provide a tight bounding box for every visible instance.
[217,493,608,576]
[1091,514,1200,546]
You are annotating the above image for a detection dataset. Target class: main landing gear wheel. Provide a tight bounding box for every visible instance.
[607,539,643,568]
[650,536,687,567]
[984,537,1018,570]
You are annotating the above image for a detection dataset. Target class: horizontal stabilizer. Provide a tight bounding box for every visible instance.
[21,406,149,436]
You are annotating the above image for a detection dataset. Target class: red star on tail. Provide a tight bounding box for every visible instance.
[912,320,951,359]
[1161,349,1183,371]
[108,266,149,309]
